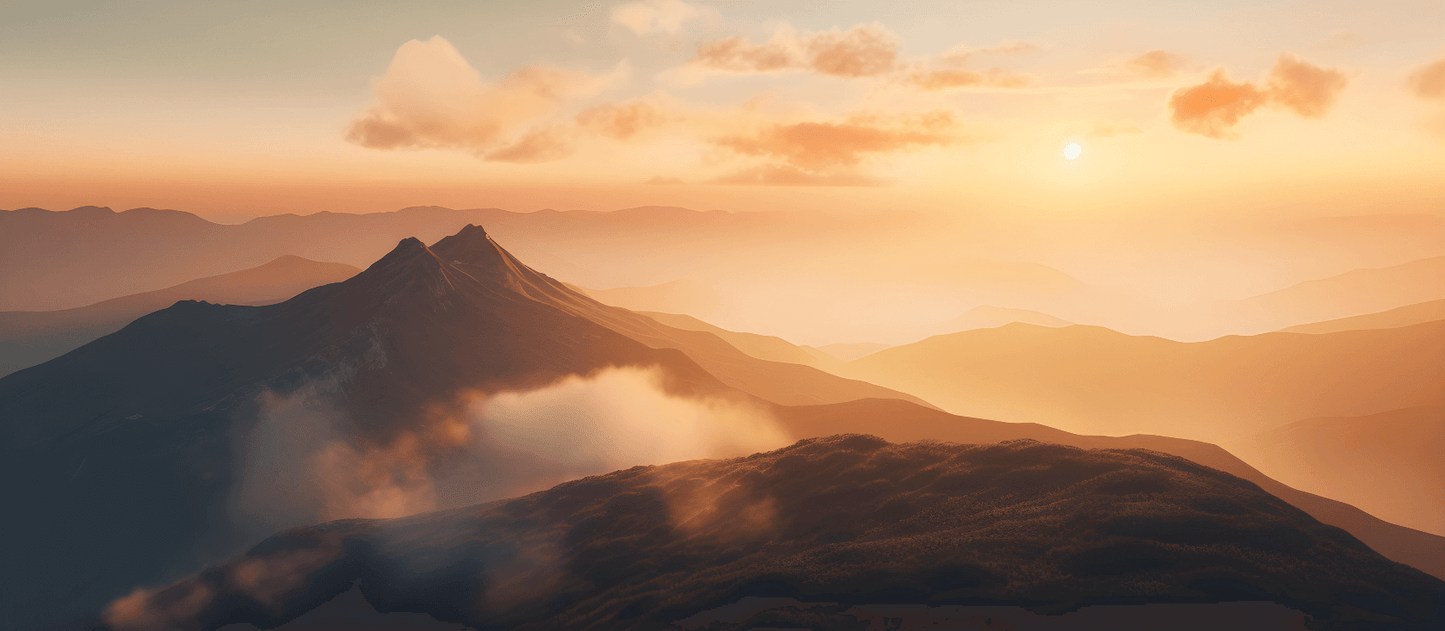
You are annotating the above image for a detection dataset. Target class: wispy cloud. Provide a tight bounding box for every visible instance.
[611,0,717,35]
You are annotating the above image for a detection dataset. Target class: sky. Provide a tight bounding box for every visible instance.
[2,0,1442,223]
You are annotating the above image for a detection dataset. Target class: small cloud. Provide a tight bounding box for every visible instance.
[547,2,603,25]
[1408,57,1445,100]
[576,100,666,139]
[484,126,574,163]
[980,41,1038,55]
[1266,52,1348,117]
[1168,70,1268,140]
[1168,53,1347,139]
[611,0,716,35]
[1087,123,1143,138]
[688,23,899,78]
[1126,50,1185,78]
[905,68,1029,90]
[714,112,959,169]
[712,164,884,186]
[343,36,627,161]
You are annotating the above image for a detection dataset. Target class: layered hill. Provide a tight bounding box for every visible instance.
[0,255,360,377]
[1230,406,1445,537]
[98,436,1445,631]
[948,305,1073,332]
[1282,299,1445,335]
[0,225,921,631]
[845,322,1445,443]
[1225,257,1445,334]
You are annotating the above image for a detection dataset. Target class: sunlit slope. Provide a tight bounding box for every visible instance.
[1227,257,1445,333]
[1282,299,1445,334]
[1230,406,1445,537]
[846,322,1445,443]
[768,398,1445,582]
[96,436,1445,631]
[0,255,359,377]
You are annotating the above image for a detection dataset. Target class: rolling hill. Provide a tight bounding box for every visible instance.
[96,436,1445,631]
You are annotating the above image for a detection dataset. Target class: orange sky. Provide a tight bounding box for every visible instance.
[2,0,1442,223]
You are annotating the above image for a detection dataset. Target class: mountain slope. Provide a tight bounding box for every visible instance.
[98,436,1445,631]
[1230,406,1445,537]
[1227,257,1445,333]
[1282,299,1445,335]
[0,255,360,377]
[846,321,1445,443]
[768,398,1445,582]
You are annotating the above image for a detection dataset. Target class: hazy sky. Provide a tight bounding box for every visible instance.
[2,0,1442,221]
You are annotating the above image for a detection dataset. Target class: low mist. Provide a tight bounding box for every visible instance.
[229,366,786,536]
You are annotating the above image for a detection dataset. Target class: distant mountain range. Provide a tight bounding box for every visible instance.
[0,205,1078,315]
[948,305,1073,332]
[1225,257,1445,334]
[844,321,1445,443]
[0,255,359,377]
[94,436,1445,631]
[1282,298,1445,334]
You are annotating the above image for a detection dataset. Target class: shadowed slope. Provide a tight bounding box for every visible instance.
[97,436,1445,631]
[768,398,1445,582]
[0,256,359,377]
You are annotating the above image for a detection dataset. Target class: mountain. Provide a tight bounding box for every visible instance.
[0,225,923,631]
[845,321,1445,443]
[1226,257,1445,334]
[1230,406,1445,537]
[1282,299,1445,335]
[636,311,839,371]
[575,280,723,317]
[948,305,1073,332]
[96,436,1445,631]
[0,255,360,377]
[812,341,890,362]
[767,398,1445,583]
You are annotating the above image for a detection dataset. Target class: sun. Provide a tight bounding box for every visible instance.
[1063,142,1082,160]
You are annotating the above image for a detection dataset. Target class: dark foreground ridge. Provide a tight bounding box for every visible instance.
[94,436,1445,631]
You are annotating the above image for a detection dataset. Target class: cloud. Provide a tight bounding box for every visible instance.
[227,367,785,536]
[904,69,1029,90]
[1127,50,1185,78]
[688,23,899,78]
[611,0,715,35]
[1265,53,1348,117]
[715,112,960,169]
[1408,57,1445,99]
[576,99,667,139]
[344,36,625,159]
[1168,54,1347,139]
[712,164,884,186]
